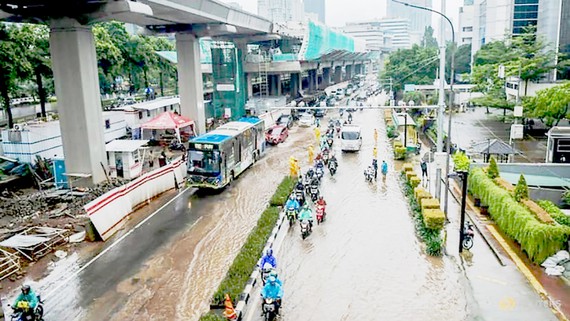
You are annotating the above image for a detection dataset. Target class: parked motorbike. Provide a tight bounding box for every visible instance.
[286,207,297,227]
[10,296,44,321]
[462,222,475,250]
[262,297,280,321]
[168,140,185,151]
[328,161,338,176]
[316,205,326,224]
[300,219,312,240]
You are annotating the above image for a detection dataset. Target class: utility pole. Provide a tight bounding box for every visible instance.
[435,0,447,200]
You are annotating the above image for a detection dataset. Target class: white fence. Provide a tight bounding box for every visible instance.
[85,157,187,241]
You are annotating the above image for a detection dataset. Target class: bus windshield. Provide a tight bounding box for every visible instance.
[189,150,220,174]
[341,131,360,140]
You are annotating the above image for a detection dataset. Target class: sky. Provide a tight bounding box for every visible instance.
[223,0,459,37]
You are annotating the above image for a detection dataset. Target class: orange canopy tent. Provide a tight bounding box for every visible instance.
[140,111,195,142]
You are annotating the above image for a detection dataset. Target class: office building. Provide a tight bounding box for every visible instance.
[538,0,570,80]
[379,18,412,49]
[343,21,390,52]
[304,0,325,24]
[258,0,304,24]
[458,1,475,45]
[386,0,432,34]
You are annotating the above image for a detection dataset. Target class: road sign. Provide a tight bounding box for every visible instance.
[510,124,524,140]
[433,152,447,170]
[514,106,523,117]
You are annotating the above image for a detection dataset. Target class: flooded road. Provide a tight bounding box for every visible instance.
[20,114,315,321]
[247,106,474,320]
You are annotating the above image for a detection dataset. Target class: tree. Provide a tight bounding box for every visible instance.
[421,26,438,48]
[380,44,438,96]
[93,24,124,94]
[487,156,499,179]
[0,23,32,128]
[522,82,570,127]
[16,24,52,118]
[452,43,472,79]
[514,174,529,201]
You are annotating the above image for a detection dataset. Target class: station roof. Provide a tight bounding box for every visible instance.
[501,172,570,188]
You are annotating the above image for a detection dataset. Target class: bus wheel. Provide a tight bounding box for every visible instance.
[229,171,235,185]
[253,151,259,162]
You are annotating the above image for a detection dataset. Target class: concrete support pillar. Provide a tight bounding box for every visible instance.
[322,68,331,88]
[290,73,300,97]
[308,70,317,92]
[176,32,205,134]
[246,73,253,99]
[345,65,353,81]
[275,74,282,96]
[49,18,107,185]
[334,66,342,83]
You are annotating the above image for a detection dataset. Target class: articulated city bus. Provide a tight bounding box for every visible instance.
[187,117,265,188]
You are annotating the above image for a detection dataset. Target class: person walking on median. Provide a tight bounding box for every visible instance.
[421,159,428,180]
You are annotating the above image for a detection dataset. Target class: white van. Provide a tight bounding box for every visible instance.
[340,125,362,151]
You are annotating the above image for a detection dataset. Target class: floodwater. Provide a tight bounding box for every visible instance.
[247,104,474,320]
[8,112,316,321]
[6,95,472,321]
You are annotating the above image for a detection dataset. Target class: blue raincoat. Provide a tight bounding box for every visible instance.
[298,208,313,222]
[261,280,283,299]
[285,198,300,211]
[381,162,388,175]
[13,289,38,309]
[260,249,277,268]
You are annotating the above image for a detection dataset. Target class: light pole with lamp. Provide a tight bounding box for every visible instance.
[391,0,456,215]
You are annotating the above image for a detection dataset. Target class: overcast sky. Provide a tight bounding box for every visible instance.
[224,0,459,36]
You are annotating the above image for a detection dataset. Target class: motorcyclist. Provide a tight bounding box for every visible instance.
[269,270,283,286]
[12,285,38,312]
[316,195,327,208]
[285,195,300,212]
[372,158,378,180]
[261,276,283,315]
[348,112,353,123]
[260,248,277,269]
[329,154,338,166]
[298,204,314,231]
[295,176,304,192]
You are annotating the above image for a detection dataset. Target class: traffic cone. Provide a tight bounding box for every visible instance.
[222,293,237,320]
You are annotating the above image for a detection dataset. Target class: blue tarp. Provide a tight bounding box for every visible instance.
[302,21,355,61]
[156,39,213,64]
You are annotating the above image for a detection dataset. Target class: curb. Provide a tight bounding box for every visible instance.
[234,209,286,320]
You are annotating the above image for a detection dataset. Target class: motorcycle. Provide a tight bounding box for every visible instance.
[260,263,275,285]
[328,161,338,176]
[348,114,353,124]
[310,184,319,202]
[295,189,305,206]
[326,137,334,147]
[168,140,185,151]
[10,297,44,321]
[462,222,475,250]
[364,166,374,182]
[322,153,329,166]
[262,297,280,321]
[300,219,312,240]
[316,205,326,224]
[286,207,297,227]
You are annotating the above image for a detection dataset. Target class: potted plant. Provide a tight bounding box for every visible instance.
[480,202,489,215]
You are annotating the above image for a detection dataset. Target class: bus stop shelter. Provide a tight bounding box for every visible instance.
[471,139,518,162]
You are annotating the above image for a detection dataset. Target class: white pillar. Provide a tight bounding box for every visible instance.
[276,74,282,96]
[246,73,253,98]
[49,18,107,185]
[176,32,205,134]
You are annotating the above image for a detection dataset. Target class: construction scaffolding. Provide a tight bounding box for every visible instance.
[210,41,247,121]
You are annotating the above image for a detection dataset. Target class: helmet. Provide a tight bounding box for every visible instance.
[266,248,273,257]
[319,196,323,200]
[289,195,295,200]
[269,270,278,278]
[268,276,277,284]
[21,285,30,295]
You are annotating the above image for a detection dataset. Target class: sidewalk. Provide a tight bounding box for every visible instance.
[408,147,568,321]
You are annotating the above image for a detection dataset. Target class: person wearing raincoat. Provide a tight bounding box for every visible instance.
[298,204,314,231]
[285,195,300,212]
[260,248,277,269]
[261,276,284,315]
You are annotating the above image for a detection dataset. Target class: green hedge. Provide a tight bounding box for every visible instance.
[402,173,443,256]
[469,168,570,263]
[269,176,296,206]
[199,312,226,321]
[538,200,570,228]
[210,176,295,307]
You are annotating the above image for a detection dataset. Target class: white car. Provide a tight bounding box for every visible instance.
[299,113,314,127]
[340,125,362,151]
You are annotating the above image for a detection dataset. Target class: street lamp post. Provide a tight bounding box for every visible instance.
[391,0,456,214]
[458,170,468,253]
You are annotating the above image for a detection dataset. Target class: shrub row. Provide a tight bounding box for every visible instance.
[208,176,295,309]
[538,200,570,228]
[468,168,570,263]
[401,164,443,256]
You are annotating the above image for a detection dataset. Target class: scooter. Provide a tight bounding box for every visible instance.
[462,222,475,250]
[328,161,337,176]
[300,219,312,240]
[316,205,326,224]
[322,153,329,166]
[262,297,280,321]
[286,207,297,227]
[326,137,334,147]
[364,166,374,183]
[310,184,319,202]
[10,296,44,321]
[295,189,305,207]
